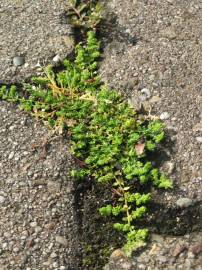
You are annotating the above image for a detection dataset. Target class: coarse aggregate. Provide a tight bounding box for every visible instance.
[100,0,202,268]
[0,0,74,83]
[0,101,81,270]
[0,0,202,269]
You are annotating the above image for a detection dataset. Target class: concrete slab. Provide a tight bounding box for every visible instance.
[0,0,74,83]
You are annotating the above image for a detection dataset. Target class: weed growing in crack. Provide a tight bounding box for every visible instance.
[0,1,172,257]
[67,0,102,31]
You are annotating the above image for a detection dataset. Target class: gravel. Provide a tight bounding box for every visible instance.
[100,0,202,218]
[0,0,74,83]
[0,0,201,269]
[100,0,202,268]
[105,232,202,270]
[100,0,202,202]
[0,101,81,269]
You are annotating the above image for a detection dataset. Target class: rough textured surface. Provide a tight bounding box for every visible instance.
[0,0,202,269]
[101,0,202,198]
[100,0,202,225]
[0,101,81,269]
[0,0,74,83]
[100,0,202,268]
[100,0,202,200]
[105,232,202,270]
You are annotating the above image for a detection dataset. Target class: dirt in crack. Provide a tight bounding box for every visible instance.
[73,179,123,270]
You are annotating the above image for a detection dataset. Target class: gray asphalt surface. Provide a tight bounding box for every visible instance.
[0,0,201,269]
[0,0,74,83]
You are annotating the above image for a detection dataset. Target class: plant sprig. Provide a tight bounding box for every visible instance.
[67,0,102,31]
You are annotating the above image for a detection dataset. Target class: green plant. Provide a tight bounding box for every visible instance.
[0,1,172,258]
[67,0,102,31]
[0,85,18,102]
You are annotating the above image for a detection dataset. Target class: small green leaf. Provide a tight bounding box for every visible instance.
[99,205,112,216]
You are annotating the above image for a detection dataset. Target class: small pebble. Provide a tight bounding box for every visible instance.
[9,126,15,131]
[30,221,37,227]
[43,260,51,267]
[50,252,58,259]
[140,88,151,101]
[110,249,126,259]
[53,54,61,64]
[141,88,151,96]
[163,161,175,175]
[52,261,58,268]
[196,137,202,143]
[149,95,161,103]
[21,235,27,240]
[35,61,41,68]
[189,243,202,255]
[55,235,68,246]
[35,226,42,233]
[176,198,193,208]
[160,112,170,120]
[0,195,5,203]
[4,232,11,238]
[187,251,195,259]
[172,243,187,257]
[157,255,167,263]
[13,247,20,253]
[161,27,177,39]
[2,242,8,249]
[138,264,146,270]
[13,56,25,66]
[8,151,15,160]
